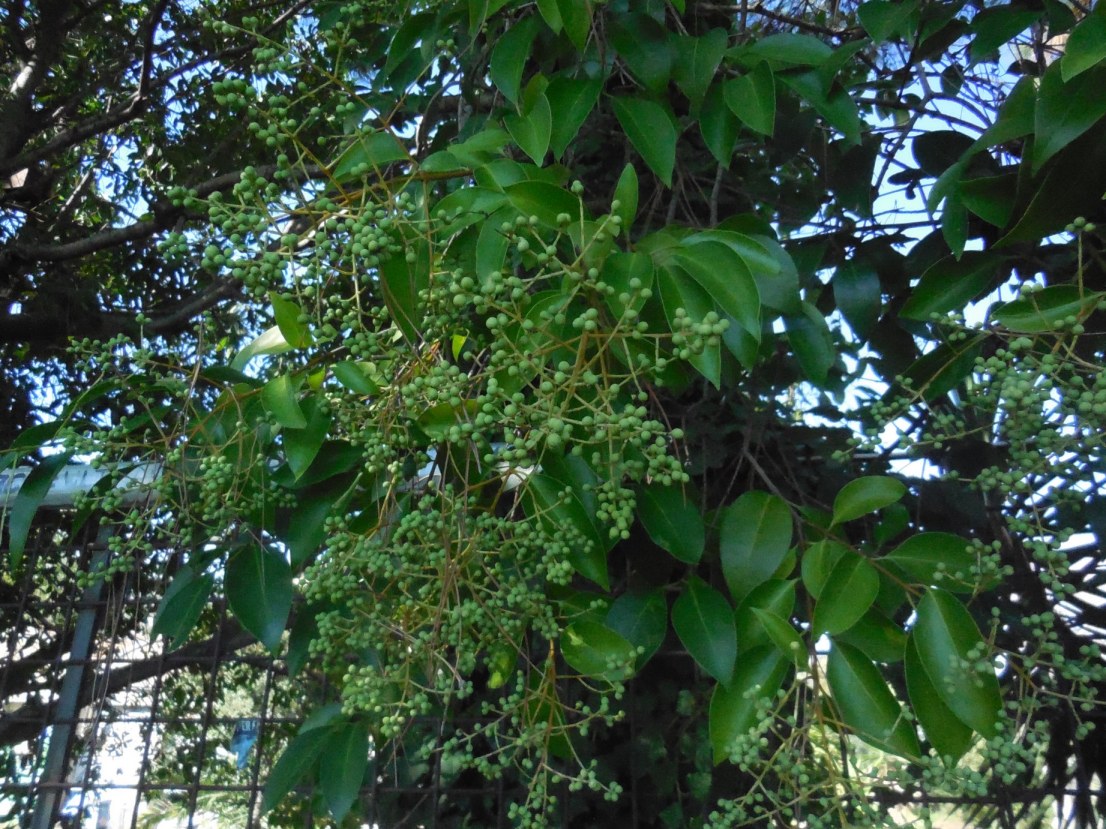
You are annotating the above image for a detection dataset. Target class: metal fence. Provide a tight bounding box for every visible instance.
[1,491,510,829]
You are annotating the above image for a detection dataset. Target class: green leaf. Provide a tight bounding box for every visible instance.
[673,29,728,107]
[505,91,552,164]
[743,33,832,66]
[612,163,639,234]
[489,16,537,104]
[269,292,312,349]
[547,77,602,159]
[900,252,1003,321]
[656,263,722,387]
[905,635,974,761]
[610,13,674,95]
[751,609,806,668]
[284,398,331,480]
[832,476,906,526]
[561,620,637,681]
[320,723,370,822]
[524,473,609,588]
[813,553,879,636]
[723,62,776,135]
[709,646,789,763]
[899,336,984,401]
[4,453,71,569]
[1031,63,1106,172]
[226,545,293,653]
[913,589,1002,737]
[332,132,410,182]
[720,491,793,603]
[638,482,704,564]
[779,72,861,145]
[606,589,668,667]
[912,130,975,179]
[801,540,849,599]
[784,302,835,387]
[535,0,562,31]
[833,261,881,338]
[612,96,677,187]
[262,727,330,812]
[673,242,761,337]
[331,361,379,396]
[603,251,653,320]
[285,481,346,567]
[505,180,583,229]
[959,173,1017,228]
[993,286,1103,333]
[378,236,430,343]
[735,579,797,651]
[884,532,979,592]
[556,0,592,50]
[836,609,907,664]
[700,81,739,164]
[827,642,921,759]
[859,0,918,42]
[968,6,1040,63]
[262,374,306,429]
[1062,12,1106,81]
[672,576,737,683]
[152,569,214,650]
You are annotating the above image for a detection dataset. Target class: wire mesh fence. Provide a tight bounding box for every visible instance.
[0,505,512,829]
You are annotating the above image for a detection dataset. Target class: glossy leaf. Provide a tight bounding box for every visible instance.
[269,292,312,349]
[832,476,906,526]
[900,252,1003,321]
[547,77,602,159]
[320,723,370,821]
[612,162,639,231]
[1031,63,1106,172]
[672,577,737,683]
[613,96,677,187]
[813,552,879,636]
[905,635,974,760]
[723,62,776,135]
[709,646,788,763]
[561,620,637,681]
[859,0,918,42]
[836,609,907,664]
[610,14,674,94]
[556,0,592,50]
[524,474,609,588]
[226,545,293,653]
[993,286,1103,333]
[884,532,979,592]
[673,241,761,337]
[827,642,921,759]
[331,132,410,182]
[801,539,850,599]
[603,251,653,320]
[744,33,832,66]
[261,727,330,812]
[504,92,552,164]
[262,374,306,429]
[489,17,538,105]
[638,482,704,564]
[913,589,1002,737]
[751,609,806,667]
[331,361,379,396]
[379,236,429,343]
[1062,12,1106,81]
[284,398,331,480]
[606,589,668,667]
[720,491,793,603]
[735,579,797,651]
[656,263,722,387]
[4,452,71,569]
[673,29,728,107]
[784,302,835,387]
[833,261,881,338]
[505,180,583,229]
[152,569,214,650]
[700,81,739,164]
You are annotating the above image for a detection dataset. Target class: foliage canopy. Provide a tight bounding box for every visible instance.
[4,0,1106,826]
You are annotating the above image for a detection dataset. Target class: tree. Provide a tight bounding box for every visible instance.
[4,0,1106,826]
